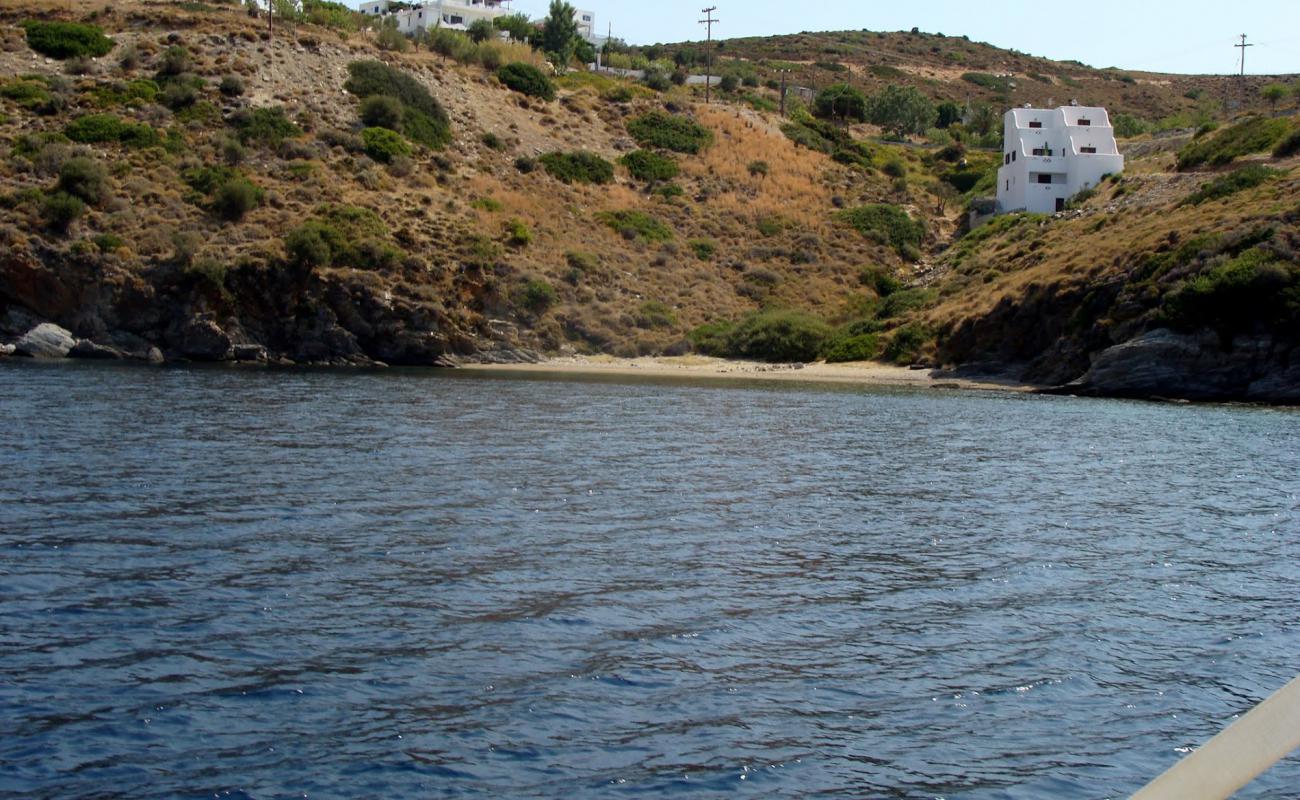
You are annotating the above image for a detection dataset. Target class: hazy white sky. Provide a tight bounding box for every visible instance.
[484,0,1299,76]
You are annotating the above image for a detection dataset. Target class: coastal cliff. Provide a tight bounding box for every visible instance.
[1,1,1297,402]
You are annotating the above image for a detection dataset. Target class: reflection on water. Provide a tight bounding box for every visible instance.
[1,362,1298,798]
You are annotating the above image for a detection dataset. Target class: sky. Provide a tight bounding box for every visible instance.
[489,0,1300,76]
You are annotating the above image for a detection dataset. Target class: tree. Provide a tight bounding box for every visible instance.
[813,83,867,124]
[967,102,998,137]
[1261,83,1287,110]
[541,0,579,62]
[936,101,962,129]
[494,13,532,42]
[466,18,495,44]
[865,85,935,138]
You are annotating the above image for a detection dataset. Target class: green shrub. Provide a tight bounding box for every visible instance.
[232,107,302,147]
[637,300,677,328]
[1181,165,1280,206]
[159,79,200,110]
[303,0,359,30]
[747,160,770,178]
[859,266,903,296]
[42,192,85,232]
[627,111,713,154]
[504,218,532,247]
[1163,247,1297,337]
[285,205,391,269]
[286,222,331,268]
[344,60,452,149]
[359,95,403,129]
[64,113,159,147]
[838,204,925,256]
[539,151,614,184]
[514,278,556,313]
[619,149,679,182]
[878,288,936,318]
[813,83,868,122]
[1273,129,1300,159]
[756,216,784,237]
[182,164,240,197]
[1176,116,1292,170]
[219,75,246,98]
[0,78,52,109]
[496,62,556,101]
[882,322,931,364]
[823,332,880,362]
[961,72,1009,91]
[56,157,108,204]
[361,126,411,163]
[157,46,192,78]
[596,210,673,242]
[92,232,124,252]
[22,20,114,60]
[687,320,734,355]
[90,78,159,107]
[514,155,537,173]
[724,309,831,363]
[1111,113,1149,139]
[688,239,716,260]
[481,131,505,150]
[471,197,503,212]
[212,177,263,221]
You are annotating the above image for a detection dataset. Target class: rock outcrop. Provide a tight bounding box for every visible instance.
[1061,329,1300,403]
[14,323,77,358]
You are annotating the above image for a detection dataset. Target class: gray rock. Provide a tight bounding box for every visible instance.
[179,318,232,361]
[1069,329,1297,402]
[14,323,76,358]
[0,343,14,357]
[145,347,165,365]
[231,343,268,362]
[68,340,125,360]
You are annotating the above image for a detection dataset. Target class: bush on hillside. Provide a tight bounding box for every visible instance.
[285,205,395,270]
[1163,247,1298,337]
[1273,129,1300,159]
[823,331,881,363]
[22,20,114,60]
[619,150,679,182]
[42,191,85,233]
[513,278,557,314]
[64,113,159,147]
[211,177,263,222]
[627,111,713,154]
[596,210,673,242]
[357,95,403,131]
[345,60,451,149]
[813,83,867,123]
[1181,165,1280,206]
[56,157,108,204]
[539,151,614,184]
[219,75,246,98]
[838,204,925,257]
[232,107,301,147]
[361,126,411,163]
[724,309,832,363]
[496,62,556,101]
[1176,116,1292,170]
[882,322,931,364]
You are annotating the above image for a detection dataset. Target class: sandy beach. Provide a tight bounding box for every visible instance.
[462,355,1039,392]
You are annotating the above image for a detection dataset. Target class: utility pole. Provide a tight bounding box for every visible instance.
[1235,33,1253,78]
[699,6,718,104]
[779,68,789,116]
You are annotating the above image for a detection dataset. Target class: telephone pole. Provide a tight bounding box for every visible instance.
[699,6,718,104]
[779,69,788,116]
[1235,33,1253,77]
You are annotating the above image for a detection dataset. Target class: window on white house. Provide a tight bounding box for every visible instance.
[1005,154,1010,165]
[1012,151,1016,162]
[1080,146,1097,154]
[1028,121,1042,129]
[1077,119,1091,126]
[1006,179,1010,191]
[582,15,591,21]
[1032,147,1052,156]
[1036,174,1052,184]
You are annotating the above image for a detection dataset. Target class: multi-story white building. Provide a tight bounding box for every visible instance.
[996,105,1124,215]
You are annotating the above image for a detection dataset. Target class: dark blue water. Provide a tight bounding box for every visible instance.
[2,363,1298,799]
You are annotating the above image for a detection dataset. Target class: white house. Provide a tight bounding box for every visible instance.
[996,104,1124,215]
[357,0,511,34]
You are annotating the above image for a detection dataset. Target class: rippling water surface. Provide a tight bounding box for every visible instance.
[2,363,1298,799]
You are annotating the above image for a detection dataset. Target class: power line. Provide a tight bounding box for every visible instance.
[699,6,718,104]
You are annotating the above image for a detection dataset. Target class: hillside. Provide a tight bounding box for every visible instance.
[1,1,1298,402]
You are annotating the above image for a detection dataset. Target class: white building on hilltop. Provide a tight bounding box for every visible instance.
[996,105,1124,215]
[357,0,511,34]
